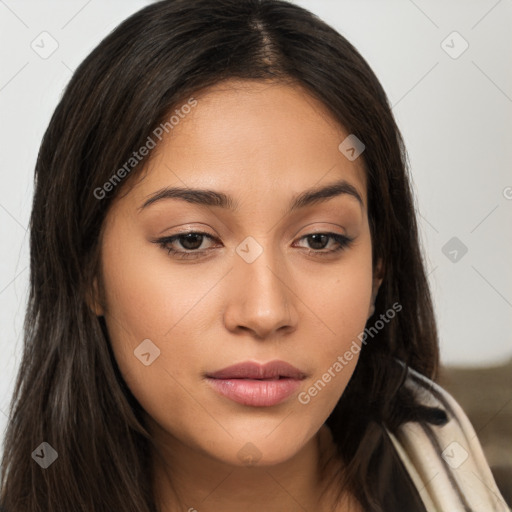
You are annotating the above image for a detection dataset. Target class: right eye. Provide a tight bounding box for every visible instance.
[153,231,222,260]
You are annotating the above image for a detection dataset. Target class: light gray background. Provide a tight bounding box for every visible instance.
[1,0,511,454]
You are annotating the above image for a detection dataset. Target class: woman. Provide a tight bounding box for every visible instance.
[0,0,507,510]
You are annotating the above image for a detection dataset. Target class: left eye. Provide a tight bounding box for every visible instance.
[293,232,354,256]
[153,231,353,260]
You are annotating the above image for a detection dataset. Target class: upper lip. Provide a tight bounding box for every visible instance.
[206,360,306,380]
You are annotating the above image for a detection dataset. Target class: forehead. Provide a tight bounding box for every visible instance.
[121,79,367,210]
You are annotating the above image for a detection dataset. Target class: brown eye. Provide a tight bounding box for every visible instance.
[178,233,205,250]
[294,232,354,256]
[305,233,330,250]
[152,231,221,260]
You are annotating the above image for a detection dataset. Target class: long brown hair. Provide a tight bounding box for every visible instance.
[1,1,442,510]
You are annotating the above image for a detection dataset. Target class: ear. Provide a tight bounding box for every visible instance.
[86,276,105,317]
[368,258,384,319]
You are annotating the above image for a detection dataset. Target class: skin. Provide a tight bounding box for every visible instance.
[92,79,383,512]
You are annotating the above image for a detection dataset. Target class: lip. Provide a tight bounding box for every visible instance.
[205,360,306,407]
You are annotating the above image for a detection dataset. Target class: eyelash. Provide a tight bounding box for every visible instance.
[153,231,354,260]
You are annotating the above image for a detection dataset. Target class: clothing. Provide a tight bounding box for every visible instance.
[385,362,510,511]
[1,365,508,511]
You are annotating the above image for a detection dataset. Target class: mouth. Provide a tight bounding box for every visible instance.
[205,360,306,407]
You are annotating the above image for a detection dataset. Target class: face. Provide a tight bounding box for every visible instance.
[93,79,382,468]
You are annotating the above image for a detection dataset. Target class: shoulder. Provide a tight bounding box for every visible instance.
[385,360,510,512]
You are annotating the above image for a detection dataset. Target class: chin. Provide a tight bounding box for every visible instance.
[204,430,311,468]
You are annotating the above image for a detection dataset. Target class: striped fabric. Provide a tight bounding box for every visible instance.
[1,364,508,511]
[387,362,510,511]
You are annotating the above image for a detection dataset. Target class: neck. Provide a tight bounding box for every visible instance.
[150,423,353,512]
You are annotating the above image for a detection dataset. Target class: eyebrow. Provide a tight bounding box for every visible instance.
[138,178,364,213]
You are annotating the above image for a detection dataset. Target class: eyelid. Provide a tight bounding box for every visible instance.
[151,231,221,261]
[154,230,219,248]
[293,232,354,257]
[152,229,354,261]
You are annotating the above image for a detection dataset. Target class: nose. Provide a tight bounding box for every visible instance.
[223,243,298,340]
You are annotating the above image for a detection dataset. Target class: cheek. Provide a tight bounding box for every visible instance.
[99,217,221,345]
[98,243,214,444]
[306,243,374,345]
[296,243,374,409]
[98,222,228,421]
[97,214,376,465]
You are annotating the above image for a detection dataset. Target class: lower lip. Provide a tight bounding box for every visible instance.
[206,377,302,407]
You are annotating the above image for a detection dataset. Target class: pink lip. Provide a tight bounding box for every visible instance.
[205,360,306,407]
